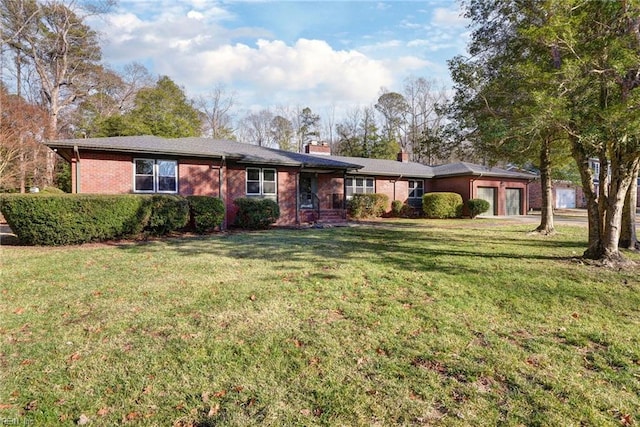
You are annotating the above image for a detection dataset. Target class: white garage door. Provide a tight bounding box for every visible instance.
[506,188,522,215]
[477,187,497,216]
[556,188,576,208]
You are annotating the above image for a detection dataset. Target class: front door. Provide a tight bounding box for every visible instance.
[299,173,318,208]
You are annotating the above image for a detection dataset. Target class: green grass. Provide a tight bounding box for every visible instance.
[1,219,639,426]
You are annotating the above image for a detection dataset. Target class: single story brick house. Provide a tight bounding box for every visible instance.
[45,136,535,227]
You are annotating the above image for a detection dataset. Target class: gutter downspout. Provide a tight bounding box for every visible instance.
[220,155,226,230]
[73,145,80,193]
[296,166,302,226]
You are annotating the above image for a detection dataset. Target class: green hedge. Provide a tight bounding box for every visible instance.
[187,196,225,233]
[0,194,191,246]
[0,194,144,245]
[422,192,463,219]
[140,195,190,235]
[467,198,491,218]
[348,194,389,219]
[233,198,280,229]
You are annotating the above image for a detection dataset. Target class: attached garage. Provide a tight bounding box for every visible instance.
[477,187,497,216]
[506,188,522,215]
[556,188,576,208]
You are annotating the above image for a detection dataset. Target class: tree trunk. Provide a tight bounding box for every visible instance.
[571,137,602,259]
[535,137,555,234]
[599,153,638,262]
[619,161,639,249]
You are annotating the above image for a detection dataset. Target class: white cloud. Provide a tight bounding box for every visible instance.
[172,39,395,106]
[431,7,468,28]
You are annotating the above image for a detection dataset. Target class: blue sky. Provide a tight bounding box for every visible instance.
[89,0,469,116]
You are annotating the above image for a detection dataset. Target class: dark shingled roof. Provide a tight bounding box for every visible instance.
[314,154,435,178]
[47,136,363,170]
[431,162,536,179]
[47,136,536,180]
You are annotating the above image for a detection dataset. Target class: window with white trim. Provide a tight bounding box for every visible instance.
[408,180,424,199]
[134,159,178,193]
[246,168,277,196]
[345,176,375,199]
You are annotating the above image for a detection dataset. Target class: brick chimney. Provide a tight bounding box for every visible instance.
[397,151,409,163]
[305,141,331,155]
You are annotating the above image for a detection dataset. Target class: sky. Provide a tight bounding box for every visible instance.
[88,0,470,117]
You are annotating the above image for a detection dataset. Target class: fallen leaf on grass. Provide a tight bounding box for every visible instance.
[97,407,110,416]
[620,413,633,426]
[77,414,90,425]
[20,359,34,365]
[213,390,226,398]
[142,385,152,395]
[13,307,24,315]
[68,352,81,363]
[125,412,140,421]
[24,400,37,411]
[0,404,14,409]
[207,404,220,417]
[300,409,311,416]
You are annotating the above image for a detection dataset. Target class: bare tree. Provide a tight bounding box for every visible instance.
[238,109,275,147]
[1,0,108,184]
[195,83,236,140]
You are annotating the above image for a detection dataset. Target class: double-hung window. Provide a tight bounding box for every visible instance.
[134,159,178,193]
[345,176,375,199]
[246,168,277,196]
[408,180,424,199]
[408,179,424,207]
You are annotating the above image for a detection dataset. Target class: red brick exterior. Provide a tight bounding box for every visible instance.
[430,176,529,216]
[64,148,533,227]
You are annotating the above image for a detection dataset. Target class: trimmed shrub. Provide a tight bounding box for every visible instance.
[391,200,404,217]
[348,194,389,219]
[422,192,463,219]
[40,186,65,194]
[140,195,190,235]
[233,198,280,229]
[467,198,491,218]
[187,196,225,233]
[0,194,145,245]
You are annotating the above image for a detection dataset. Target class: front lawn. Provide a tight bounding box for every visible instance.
[1,219,639,426]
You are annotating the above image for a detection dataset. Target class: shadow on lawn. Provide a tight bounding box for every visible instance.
[116,225,585,277]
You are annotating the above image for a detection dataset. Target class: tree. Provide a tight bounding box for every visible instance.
[0,86,48,191]
[402,77,450,164]
[375,90,408,150]
[195,83,236,140]
[1,0,106,184]
[334,106,397,159]
[452,0,640,262]
[270,115,294,151]
[238,109,275,147]
[297,107,320,151]
[97,75,202,138]
[449,0,570,235]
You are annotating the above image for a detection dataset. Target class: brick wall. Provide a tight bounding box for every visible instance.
[179,160,220,196]
[78,151,133,194]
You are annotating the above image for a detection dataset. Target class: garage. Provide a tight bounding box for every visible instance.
[506,188,522,215]
[556,188,576,209]
[477,187,497,216]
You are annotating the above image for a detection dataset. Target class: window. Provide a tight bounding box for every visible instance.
[134,159,178,193]
[408,180,424,199]
[246,168,277,196]
[345,176,374,199]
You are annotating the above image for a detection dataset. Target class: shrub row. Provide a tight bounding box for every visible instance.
[422,192,463,218]
[348,194,389,219]
[233,198,280,229]
[0,194,225,246]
